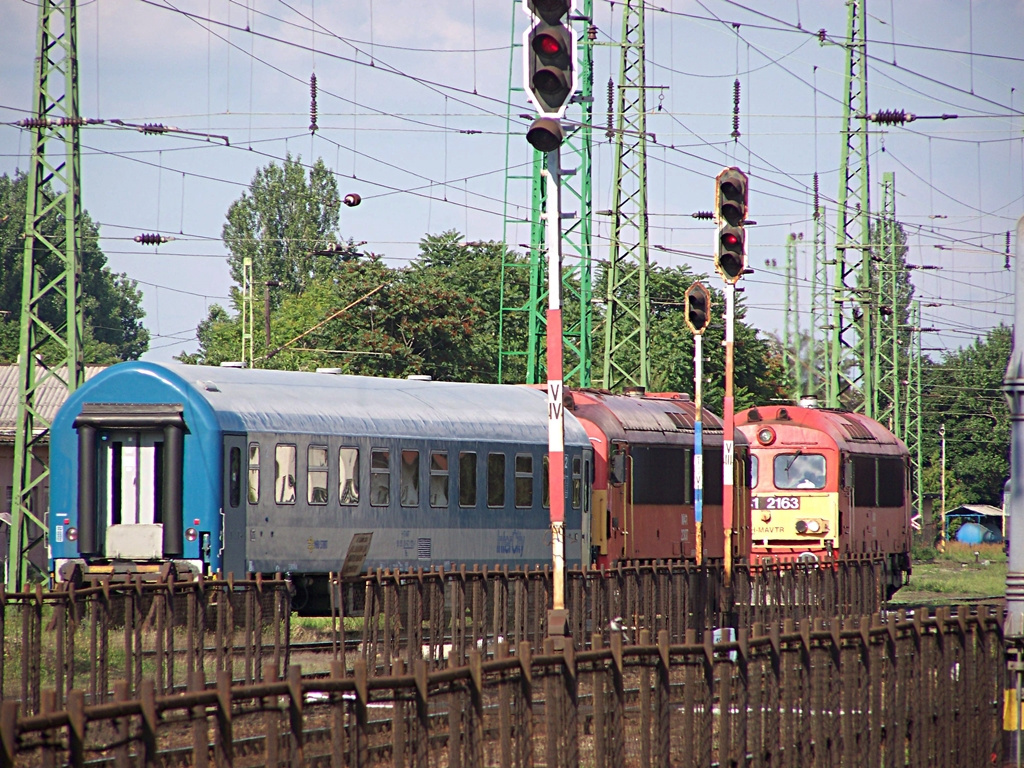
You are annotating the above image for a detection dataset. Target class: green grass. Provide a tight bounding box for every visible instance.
[890,542,1007,605]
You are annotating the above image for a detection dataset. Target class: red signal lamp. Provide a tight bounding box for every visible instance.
[535,33,564,56]
[721,232,740,247]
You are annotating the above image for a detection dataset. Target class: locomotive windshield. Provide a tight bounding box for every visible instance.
[774,453,826,490]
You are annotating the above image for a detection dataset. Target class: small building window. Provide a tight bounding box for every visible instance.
[430,451,449,508]
[459,452,477,507]
[275,444,296,505]
[487,453,506,508]
[248,443,260,503]
[370,449,390,506]
[400,450,420,507]
[308,445,329,504]
[515,454,533,508]
[229,446,242,508]
[339,447,359,505]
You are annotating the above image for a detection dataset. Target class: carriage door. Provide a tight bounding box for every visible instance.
[100,430,164,559]
[581,454,593,566]
[221,435,248,577]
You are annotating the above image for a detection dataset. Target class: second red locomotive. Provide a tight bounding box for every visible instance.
[736,398,912,597]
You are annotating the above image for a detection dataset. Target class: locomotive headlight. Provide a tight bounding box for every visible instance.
[186,527,199,543]
[756,427,776,446]
[66,527,78,542]
[795,518,828,535]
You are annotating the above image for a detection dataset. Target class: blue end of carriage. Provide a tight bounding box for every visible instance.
[50,362,226,579]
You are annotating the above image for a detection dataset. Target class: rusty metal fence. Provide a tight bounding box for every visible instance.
[343,557,888,672]
[0,557,888,715]
[1,604,1003,768]
[0,573,292,716]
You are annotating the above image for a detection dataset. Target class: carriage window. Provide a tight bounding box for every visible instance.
[308,445,328,504]
[774,453,826,490]
[339,447,359,505]
[370,449,390,506]
[750,455,759,488]
[248,443,260,503]
[401,450,420,507]
[543,455,550,508]
[459,452,477,507]
[430,452,449,508]
[572,456,582,508]
[229,447,242,508]
[275,444,296,504]
[487,453,506,508]
[515,454,533,508]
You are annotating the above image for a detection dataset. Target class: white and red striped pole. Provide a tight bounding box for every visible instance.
[544,146,567,633]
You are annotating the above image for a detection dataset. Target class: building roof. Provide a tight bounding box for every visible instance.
[947,503,1006,518]
[0,365,106,442]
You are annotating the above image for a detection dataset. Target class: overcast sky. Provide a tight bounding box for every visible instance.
[1,0,1022,368]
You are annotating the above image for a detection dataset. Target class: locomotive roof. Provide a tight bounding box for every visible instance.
[568,389,745,447]
[62,362,591,446]
[736,404,907,454]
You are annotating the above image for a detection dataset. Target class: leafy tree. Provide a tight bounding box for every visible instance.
[182,254,493,380]
[919,325,1010,507]
[409,231,532,382]
[222,155,345,306]
[0,172,149,364]
[593,262,785,411]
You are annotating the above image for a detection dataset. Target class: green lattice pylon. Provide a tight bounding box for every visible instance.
[601,0,650,391]
[875,172,900,432]
[809,174,830,397]
[827,0,874,414]
[9,0,86,589]
[904,300,923,519]
[499,0,594,387]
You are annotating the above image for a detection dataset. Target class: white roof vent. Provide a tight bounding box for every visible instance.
[798,395,820,409]
[407,374,433,382]
[316,368,344,375]
[219,361,245,368]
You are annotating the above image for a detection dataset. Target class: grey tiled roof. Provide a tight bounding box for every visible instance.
[0,365,105,442]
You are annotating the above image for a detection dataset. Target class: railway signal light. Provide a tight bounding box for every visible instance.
[522,0,578,118]
[685,282,712,335]
[526,117,565,153]
[714,167,748,283]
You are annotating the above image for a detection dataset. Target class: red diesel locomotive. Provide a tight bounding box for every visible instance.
[567,388,752,568]
[736,399,912,597]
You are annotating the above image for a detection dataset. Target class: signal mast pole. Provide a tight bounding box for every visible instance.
[685,283,711,564]
[713,167,749,584]
[521,0,578,642]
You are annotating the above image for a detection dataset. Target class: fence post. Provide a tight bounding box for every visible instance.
[0,701,16,768]
[216,669,233,768]
[140,678,157,765]
[263,663,279,768]
[190,669,209,768]
[288,665,304,766]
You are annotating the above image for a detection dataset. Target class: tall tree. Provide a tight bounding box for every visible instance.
[410,231,532,382]
[222,155,346,305]
[919,325,1010,507]
[0,172,149,364]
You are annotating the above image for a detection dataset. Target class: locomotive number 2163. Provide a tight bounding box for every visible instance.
[752,495,801,511]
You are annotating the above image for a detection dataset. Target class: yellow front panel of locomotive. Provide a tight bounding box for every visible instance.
[751,493,838,542]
